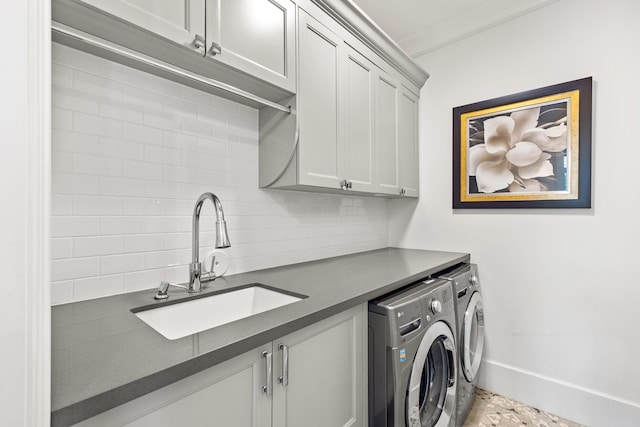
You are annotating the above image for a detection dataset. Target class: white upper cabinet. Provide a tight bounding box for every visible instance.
[205,0,296,93]
[374,72,400,195]
[398,87,420,197]
[296,10,343,189]
[75,0,207,53]
[62,0,295,93]
[342,46,375,193]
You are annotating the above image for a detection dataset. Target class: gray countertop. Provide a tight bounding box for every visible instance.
[51,247,469,426]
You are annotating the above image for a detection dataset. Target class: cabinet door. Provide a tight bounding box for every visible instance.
[342,46,375,193]
[374,73,400,194]
[206,0,296,92]
[272,304,366,427]
[297,10,343,189]
[75,345,272,427]
[398,87,419,197]
[76,0,206,53]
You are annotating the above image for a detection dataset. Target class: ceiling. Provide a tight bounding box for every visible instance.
[351,0,560,57]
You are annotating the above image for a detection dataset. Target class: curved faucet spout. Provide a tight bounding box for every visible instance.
[189,192,230,293]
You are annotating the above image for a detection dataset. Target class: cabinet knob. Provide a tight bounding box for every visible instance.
[192,34,205,51]
[208,42,222,56]
[400,188,406,196]
[340,180,352,190]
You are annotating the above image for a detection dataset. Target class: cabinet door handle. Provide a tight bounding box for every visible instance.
[208,41,222,56]
[192,34,205,51]
[262,350,273,397]
[278,344,289,386]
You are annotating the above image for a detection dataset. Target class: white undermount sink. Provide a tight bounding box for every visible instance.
[133,284,305,340]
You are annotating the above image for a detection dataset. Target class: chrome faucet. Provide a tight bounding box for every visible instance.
[188,192,231,293]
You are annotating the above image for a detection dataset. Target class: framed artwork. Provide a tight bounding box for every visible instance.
[453,77,592,209]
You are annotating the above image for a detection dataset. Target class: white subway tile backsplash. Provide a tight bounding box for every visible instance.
[164,131,198,151]
[123,269,164,293]
[181,117,214,138]
[144,111,181,132]
[73,275,124,301]
[52,151,73,173]
[144,145,181,165]
[52,194,73,216]
[100,217,144,235]
[53,86,99,114]
[73,70,123,100]
[123,234,164,253]
[123,198,164,216]
[163,232,190,250]
[100,253,145,275]
[144,250,182,269]
[53,129,100,155]
[52,216,100,238]
[142,216,184,234]
[51,281,74,305]
[100,138,144,161]
[52,63,73,88]
[52,238,73,260]
[163,165,197,184]
[73,112,122,138]
[197,138,227,157]
[73,236,123,257]
[52,173,99,195]
[197,169,226,186]
[52,257,100,281]
[144,180,183,199]
[163,97,198,118]
[122,159,163,181]
[51,46,389,305]
[99,176,146,197]
[73,153,123,177]
[52,108,73,130]
[99,98,145,124]
[122,122,163,145]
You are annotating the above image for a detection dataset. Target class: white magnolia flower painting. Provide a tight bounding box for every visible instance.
[452,77,592,209]
[467,102,568,195]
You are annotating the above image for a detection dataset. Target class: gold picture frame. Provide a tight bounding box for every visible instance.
[453,77,592,209]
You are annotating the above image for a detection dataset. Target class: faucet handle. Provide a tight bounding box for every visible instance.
[154,281,170,300]
[154,281,187,300]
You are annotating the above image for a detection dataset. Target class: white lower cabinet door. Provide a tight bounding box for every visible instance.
[271,304,366,427]
[75,345,272,427]
[74,305,366,427]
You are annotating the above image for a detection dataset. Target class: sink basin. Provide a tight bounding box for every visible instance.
[133,284,306,340]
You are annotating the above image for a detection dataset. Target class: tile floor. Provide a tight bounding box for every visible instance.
[463,389,585,427]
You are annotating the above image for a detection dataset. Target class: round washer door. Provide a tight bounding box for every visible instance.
[462,291,485,382]
[406,321,456,427]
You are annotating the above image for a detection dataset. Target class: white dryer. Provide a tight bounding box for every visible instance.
[369,278,458,427]
[437,264,484,427]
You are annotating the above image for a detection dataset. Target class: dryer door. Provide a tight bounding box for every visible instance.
[406,321,456,427]
[462,291,485,382]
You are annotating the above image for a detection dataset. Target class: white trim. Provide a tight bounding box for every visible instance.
[478,359,640,427]
[25,0,51,425]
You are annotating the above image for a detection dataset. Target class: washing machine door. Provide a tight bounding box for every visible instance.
[406,321,456,427]
[462,292,485,382]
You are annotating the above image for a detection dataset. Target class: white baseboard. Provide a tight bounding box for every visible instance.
[478,359,640,427]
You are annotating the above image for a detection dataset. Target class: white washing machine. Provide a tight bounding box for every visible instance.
[437,264,484,427]
[369,278,458,427]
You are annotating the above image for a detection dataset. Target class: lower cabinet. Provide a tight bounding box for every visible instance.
[75,304,367,427]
